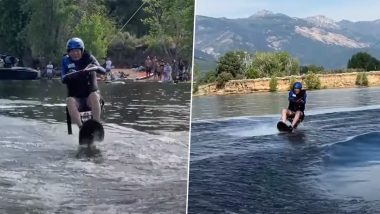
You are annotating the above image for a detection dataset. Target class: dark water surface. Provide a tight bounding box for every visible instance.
[189,87,380,214]
[0,80,190,213]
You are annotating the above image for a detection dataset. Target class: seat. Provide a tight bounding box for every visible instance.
[66,98,105,135]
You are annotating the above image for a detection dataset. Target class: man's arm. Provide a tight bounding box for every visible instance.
[288,91,297,103]
[88,55,106,74]
[61,58,69,84]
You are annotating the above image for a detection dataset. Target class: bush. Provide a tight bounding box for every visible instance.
[305,71,321,90]
[269,75,278,92]
[216,72,233,88]
[288,76,297,90]
[207,75,216,83]
[234,74,245,80]
[355,72,369,86]
[199,70,217,83]
[246,67,260,79]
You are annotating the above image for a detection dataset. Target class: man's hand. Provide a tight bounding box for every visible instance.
[83,64,99,72]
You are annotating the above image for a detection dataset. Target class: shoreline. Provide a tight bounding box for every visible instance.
[194,71,380,96]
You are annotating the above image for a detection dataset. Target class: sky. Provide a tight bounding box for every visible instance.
[196,0,380,21]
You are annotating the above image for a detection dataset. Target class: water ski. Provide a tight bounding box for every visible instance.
[277,121,291,132]
[79,119,104,145]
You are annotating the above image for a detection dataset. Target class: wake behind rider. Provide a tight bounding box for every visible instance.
[281,82,307,132]
[61,37,107,129]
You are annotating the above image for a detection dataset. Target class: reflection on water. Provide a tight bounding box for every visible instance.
[189,88,380,214]
[0,80,191,213]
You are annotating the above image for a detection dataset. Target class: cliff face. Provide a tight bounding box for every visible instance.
[195,71,380,96]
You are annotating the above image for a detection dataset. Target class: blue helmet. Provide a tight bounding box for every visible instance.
[293,82,302,89]
[66,37,84,52]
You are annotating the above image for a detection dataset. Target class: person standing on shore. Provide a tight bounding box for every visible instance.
[153,56,158,80]
[46,61,54,79]
[158,59,165,81]
[163,61,172,82]
[178,59,185,81]
[105,57,114,80]
[145,56,153,78]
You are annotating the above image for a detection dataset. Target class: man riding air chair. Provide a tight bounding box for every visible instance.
[61,37,108,149]
[277,82,307,133]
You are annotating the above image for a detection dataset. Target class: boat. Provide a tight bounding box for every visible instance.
[0,67,40,80]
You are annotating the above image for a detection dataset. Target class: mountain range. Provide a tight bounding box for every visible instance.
[195,10,380,71]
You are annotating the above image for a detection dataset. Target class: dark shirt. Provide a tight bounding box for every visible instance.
[61,51,105,98]
[288,89,307,112]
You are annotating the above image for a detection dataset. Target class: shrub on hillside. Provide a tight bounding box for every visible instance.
[235,74,245,80]
[269,75,278,92]
[216,72,233,88]
[355,72,369,86]
[246,67,260,79]
[305,71,321,90]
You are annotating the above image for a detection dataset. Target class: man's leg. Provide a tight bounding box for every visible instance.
[291,111,303,127]
[67,97,82,128]
[281,109,290,123]
[87,92,101,122]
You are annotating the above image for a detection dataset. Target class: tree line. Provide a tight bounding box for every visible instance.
[194,50,379,90]
[0,0,194,68]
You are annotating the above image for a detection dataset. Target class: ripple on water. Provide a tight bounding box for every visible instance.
[321,132,380,200]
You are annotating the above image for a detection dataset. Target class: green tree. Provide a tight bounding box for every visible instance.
[142,0,194,62]
[300,64,324,74]
[105,0,148,37]
[0,0,29,58]
[73,11,116,60]
[216,51,245,77]
[21,0,82,64]
[276,51,300,76]
[246,67,260,79]
[199,70,217,83]
[347,52,380,71]
[248,51,299,78]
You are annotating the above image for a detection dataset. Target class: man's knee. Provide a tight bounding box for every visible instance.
[66,97,76,106]
[88,92,100,102]
[66,97,74,102]
[87,92,101,109]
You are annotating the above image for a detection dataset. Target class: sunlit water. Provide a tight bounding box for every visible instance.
[0,80,190,213]
[189,87,380,214]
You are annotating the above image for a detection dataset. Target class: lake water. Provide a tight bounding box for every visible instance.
[0,80,191,213]
[189,87,380,213]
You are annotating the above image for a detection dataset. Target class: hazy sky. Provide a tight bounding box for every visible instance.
[196,0,380,21]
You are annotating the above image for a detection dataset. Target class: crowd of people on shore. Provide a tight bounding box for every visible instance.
[143,56,190,82]
[40,55,191,83]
